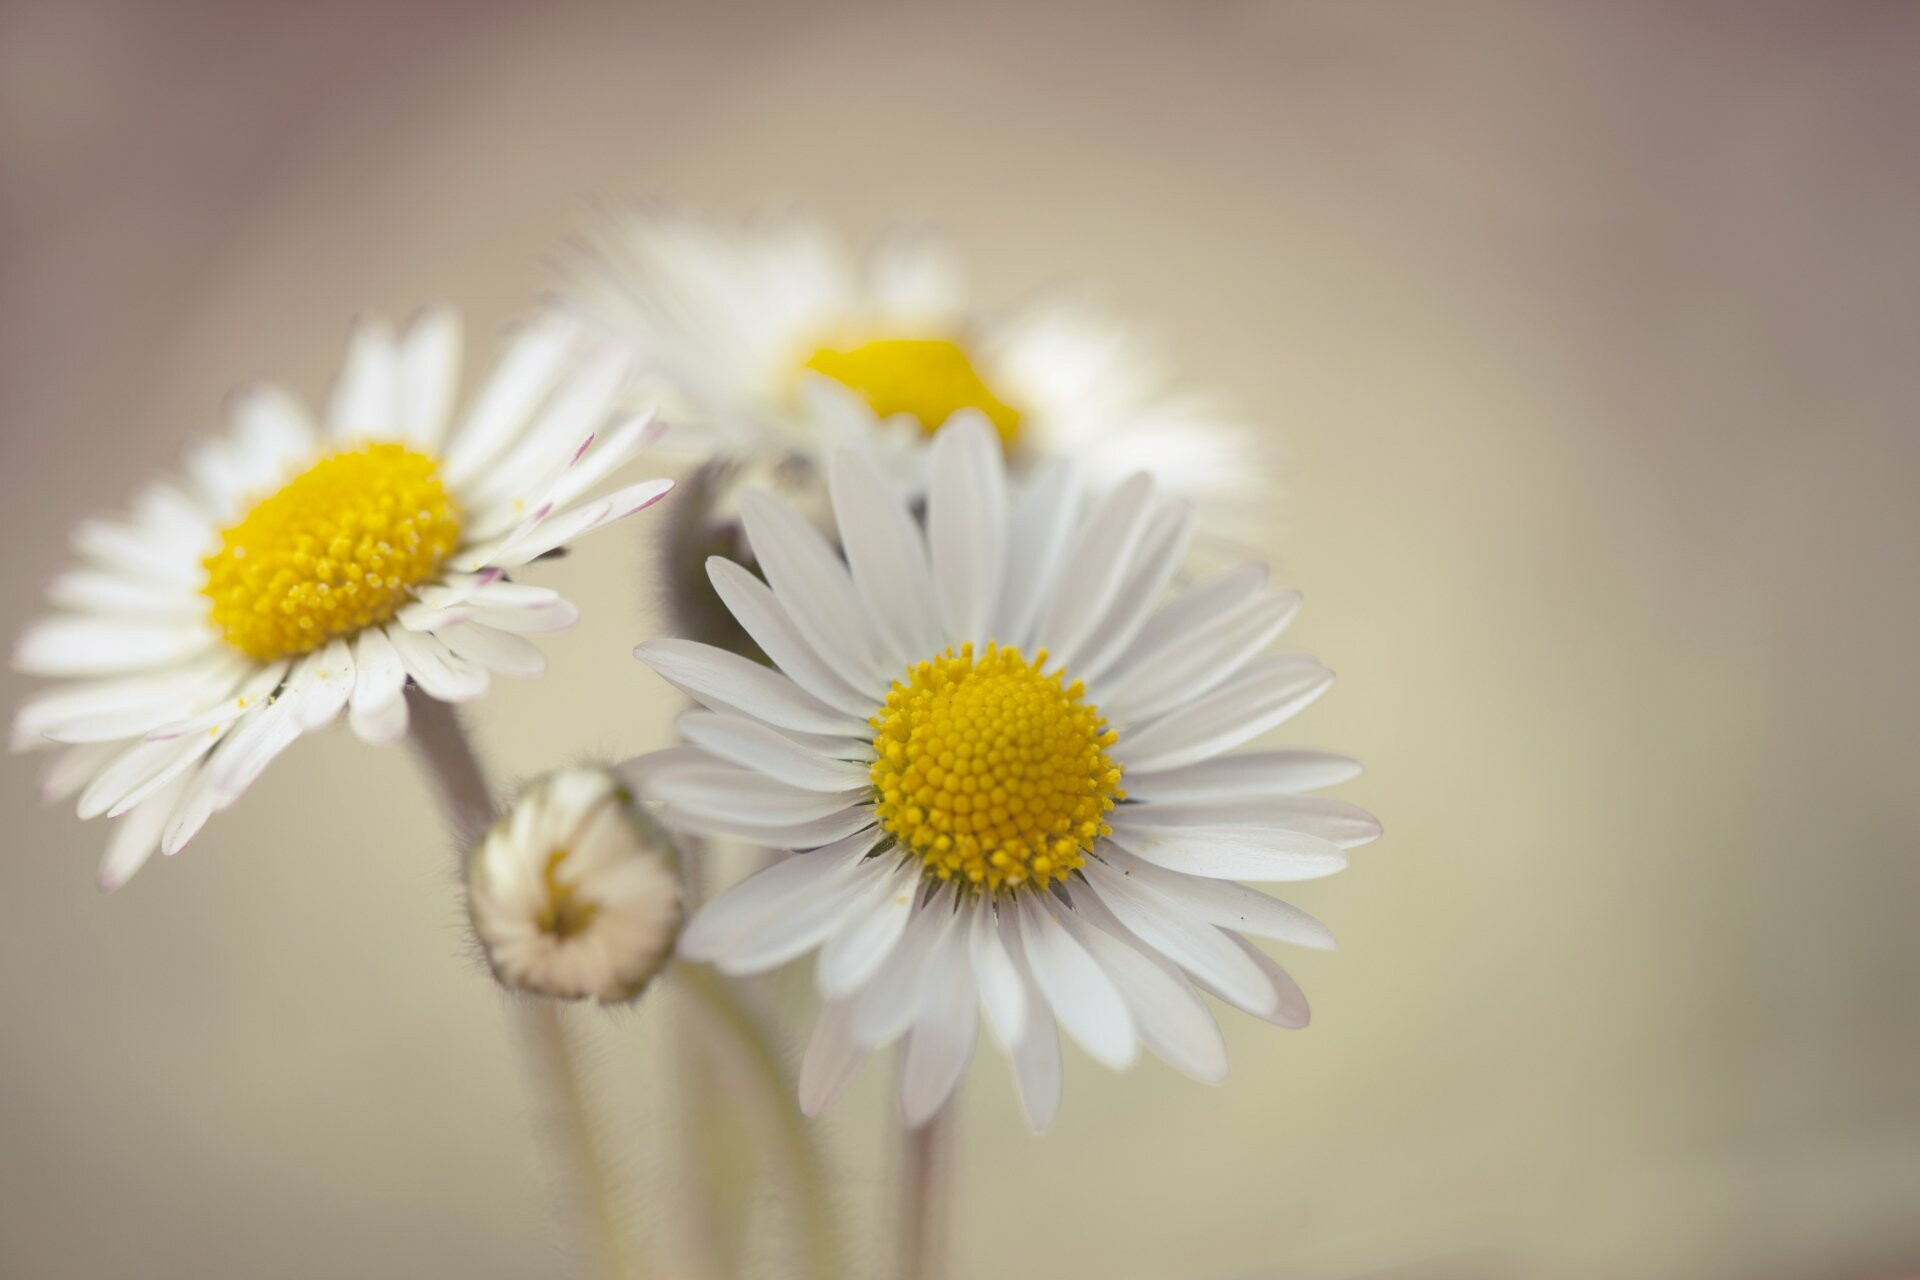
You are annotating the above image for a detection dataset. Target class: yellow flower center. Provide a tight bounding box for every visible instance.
[201,443,462,661]
[801,337,1021,446]
[869,644,1123,895]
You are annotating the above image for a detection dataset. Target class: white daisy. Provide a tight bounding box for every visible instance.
[12,307,673,891]
[564,208,1257,504]
[632,416,1376,1131]
[467,766,683,1003]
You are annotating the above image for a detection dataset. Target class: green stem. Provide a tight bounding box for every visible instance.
[675,962,843,1280]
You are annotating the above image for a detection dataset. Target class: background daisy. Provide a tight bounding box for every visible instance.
[634,415,1376,1130]
[564,208,1259,505]
[11,307,672,890]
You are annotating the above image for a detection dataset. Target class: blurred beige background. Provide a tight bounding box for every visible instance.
[4,2,1919,1278]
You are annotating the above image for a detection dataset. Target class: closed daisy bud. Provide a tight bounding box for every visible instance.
[466,766,682,1003]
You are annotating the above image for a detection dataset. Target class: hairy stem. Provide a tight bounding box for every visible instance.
[403,689,640,1280]
[676,962,844,1280]
[516,1000,643,1280]
[897,1092,955,1280]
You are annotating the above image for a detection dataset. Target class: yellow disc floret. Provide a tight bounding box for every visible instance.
[869,644,1123,895]
[202,443,462,661]
[801,337,1022,447]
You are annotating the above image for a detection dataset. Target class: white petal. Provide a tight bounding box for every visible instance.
[1107,563,1268,681]
[1115,656,1334,773]
[704,559,874,718]
[1015,893,1137,1071]
[738,490,886,695]
[662,802,876,849]
[14,657,234,748]
[798,999,867,1117]
[436,621,546,678]
[207,695,305,809]
[397,305,462,450]
[440,314,581,486]
[36,742,120,802]
[1105,849,1336,949]
[901,915,978,1127]
[635,639,866,738]
[45,569,203,619]
[851,890,953,1046]
[705,849,876,976]
[77,734,203,820]
[1059,900,1227,1085]
[1123,750,1362,802]
[14,616,213,677]
[970,904,1027,1050]
[648,763,865,828]
[677,829,879,961]
[161,765,217,855]
[1034,473,1154,663]
[1199,933,1312,1028]
[326,314,399,439]
[348,626,408,743]
[1101,590,1300,725]
[1000,920,1063,1133]
[533,410,661,518]
[1069,498,1195,683]
[828,449,942,669]
[1079,857,1277,1016]
[460,344,628,509]
[290,640,354,731]
[387,627,491,702]
[992,460,1081,649]
[926,415,1007,648]
[816,858,922,998]
[457,477,671,570]
[1121,794,1381,848]
[97,772,191,892]
[71,515,201,586]
[676,711,870,792]
[1106,819,1348,882]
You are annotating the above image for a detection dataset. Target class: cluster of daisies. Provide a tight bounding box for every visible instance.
[12,212,1375,1130]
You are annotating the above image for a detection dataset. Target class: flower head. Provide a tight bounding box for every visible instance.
[467,767,683,1003]
[633,417,1377,1131]
[564,209,1256,505]
[12,307,673,889]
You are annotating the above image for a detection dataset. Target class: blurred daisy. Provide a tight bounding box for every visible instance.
[634,416,1375,1131]
[565,209,1256,503]
[468,766,683,1003]
[12,308,672,890]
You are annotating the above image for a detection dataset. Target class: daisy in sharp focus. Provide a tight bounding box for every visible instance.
[632,414,1377,1131]
[563,208,1258,506]
[12,307,673,891]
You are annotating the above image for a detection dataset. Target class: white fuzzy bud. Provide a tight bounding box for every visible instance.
[466,766,682,1003]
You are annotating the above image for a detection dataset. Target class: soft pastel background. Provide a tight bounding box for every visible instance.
[3,3,1917,1278]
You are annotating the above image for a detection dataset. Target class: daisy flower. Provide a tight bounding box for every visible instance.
[564,208,1256,503]
[12,308,673,891]
[467,766,683,1003]
[633,415,1376,1131]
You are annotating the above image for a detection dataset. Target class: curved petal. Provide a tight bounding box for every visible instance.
[926,415,1007,648]
[1015,893,1137,1071]
[635,639,866,738]
[828,449,942,669]
[1115,656,1334,773]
